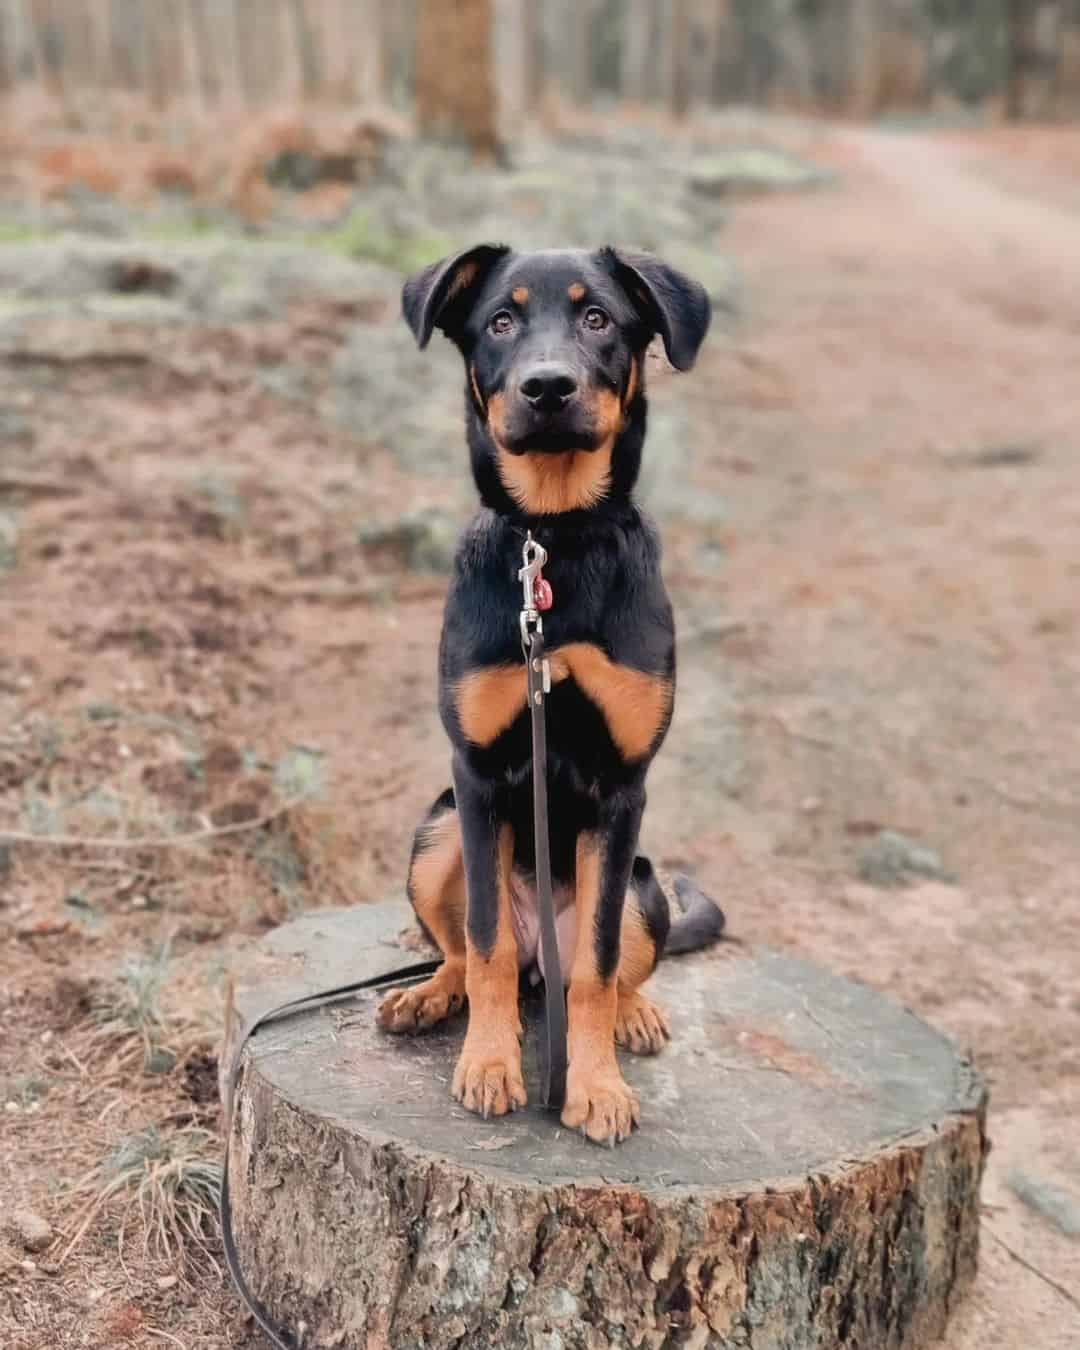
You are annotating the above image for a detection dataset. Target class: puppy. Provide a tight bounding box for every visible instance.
[379,246,724,1144]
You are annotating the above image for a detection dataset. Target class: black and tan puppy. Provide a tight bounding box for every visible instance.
[378,245,725,1145]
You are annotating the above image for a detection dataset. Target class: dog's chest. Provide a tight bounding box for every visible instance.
[455,642,672,764]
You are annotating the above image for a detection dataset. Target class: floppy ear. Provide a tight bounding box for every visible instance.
[600,247,711,371]
[402,243,510,349]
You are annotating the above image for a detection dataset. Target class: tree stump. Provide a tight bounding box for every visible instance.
[222,902,987,1350]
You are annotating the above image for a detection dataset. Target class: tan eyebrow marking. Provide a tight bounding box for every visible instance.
[511,286,529,306]
[567,282,586,302]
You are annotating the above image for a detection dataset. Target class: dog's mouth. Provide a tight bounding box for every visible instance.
[502,422,605,456]
[489,392,621,457]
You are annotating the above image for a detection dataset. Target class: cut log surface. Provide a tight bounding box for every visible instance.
[222,902,987,1350]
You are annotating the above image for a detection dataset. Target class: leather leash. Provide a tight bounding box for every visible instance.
[519,533,568,1110]
[218,532,568,1345]
[219,958,442,1350]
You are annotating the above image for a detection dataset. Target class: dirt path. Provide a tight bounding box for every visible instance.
[702,125,1080,1347]
[2,122,1079,1347]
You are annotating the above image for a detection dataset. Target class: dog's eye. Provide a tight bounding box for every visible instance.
[488,310,515,336]
[583,307,609,332]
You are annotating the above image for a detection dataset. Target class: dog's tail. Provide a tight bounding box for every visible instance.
[664,874,726,956]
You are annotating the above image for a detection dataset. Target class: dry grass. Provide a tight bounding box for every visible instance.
[0,88,406,221]
[60,1125,222,1274]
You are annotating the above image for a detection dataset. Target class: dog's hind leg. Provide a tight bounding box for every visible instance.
[615,860,726,1053]
[378,790,469,1034]
[614,856,672,1056]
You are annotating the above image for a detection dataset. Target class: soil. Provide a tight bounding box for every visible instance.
[2,118,1079,1348]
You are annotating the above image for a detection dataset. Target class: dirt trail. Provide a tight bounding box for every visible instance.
[706,125,1080,1348]
[2,122,1079,1347]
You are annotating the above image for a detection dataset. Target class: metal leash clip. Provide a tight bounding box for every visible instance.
[518,533,551,694]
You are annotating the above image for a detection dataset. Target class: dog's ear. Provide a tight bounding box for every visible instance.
[402,244,511,349]
[600,247,711,371]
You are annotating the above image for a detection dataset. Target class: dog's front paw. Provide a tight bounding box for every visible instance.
[562,1063,640,1146]
[615,990,671,1055]
[452,1037,527,1118]
[377,967,465,1034]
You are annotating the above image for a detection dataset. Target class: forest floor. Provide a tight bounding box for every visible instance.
[2,113,1080,1348]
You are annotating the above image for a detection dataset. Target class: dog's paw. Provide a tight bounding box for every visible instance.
[377,969,464,1035]
[452,1039,527,1118]
[615,990,671,1056]
[561,1064,640,1146]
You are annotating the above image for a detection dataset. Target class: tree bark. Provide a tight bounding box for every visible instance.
[567,0,592,106]
[520,0,545,113]
[353,0,384,105]
[1058,0,1080,111]
[620,0,650,101]
[414,0,498,158]
[282,0,319,102]
[1008,0,1038,116]
[670,0,692,118]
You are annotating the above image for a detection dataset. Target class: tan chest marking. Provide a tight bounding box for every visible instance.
[554,643,672,761]
[455,644,671,759]
[455,664,528,746]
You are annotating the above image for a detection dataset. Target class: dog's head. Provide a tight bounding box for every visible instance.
[403,246,710,516]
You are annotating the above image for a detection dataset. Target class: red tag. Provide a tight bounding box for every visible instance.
[533,577,553,612]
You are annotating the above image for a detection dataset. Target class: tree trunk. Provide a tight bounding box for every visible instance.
[414,0,498,159]
[223,902,988,1350]
[670,0,692,117]
[620,0,650,101]
[352,0,384,105]
[567,0,592,106]
[520,0,544,113]
[1058,0,1080,112]
[848,0,882,115]
[1007,0,1038,116]
[283,0,319,102]
[1008,0,1064,116]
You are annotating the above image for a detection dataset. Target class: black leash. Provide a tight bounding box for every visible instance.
[219,532,569,1345]
[219,959,441,1350]
[527,626,568,1109]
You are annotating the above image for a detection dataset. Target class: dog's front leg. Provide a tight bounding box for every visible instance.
[563,791,644,1145]
[450,754,527,1118]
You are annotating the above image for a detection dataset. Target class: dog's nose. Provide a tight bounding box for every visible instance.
[520,366,578,411]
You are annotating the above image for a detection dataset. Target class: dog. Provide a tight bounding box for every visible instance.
[377,245,725,1145]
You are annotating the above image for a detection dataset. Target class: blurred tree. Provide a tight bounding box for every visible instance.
[670,0,692,116]
[415,0,498,157]
[384,0,419,108]
[685,0,721,107]
[567,0,592,104]
[1060,0,1080,110]
[284,0,320,100]
[926,1,1009,107]
[620,0,651,101]
[592,0,624,95]
[355,0,385,104]
[1007,0,1065,116]
[520,0,545,111]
